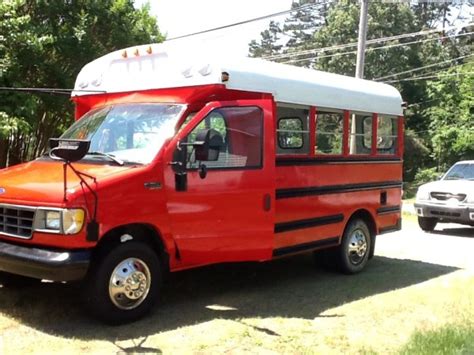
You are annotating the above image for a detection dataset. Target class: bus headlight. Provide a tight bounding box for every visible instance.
[62,209,85,234]
[46,211,61,230]
[35,208,85,235]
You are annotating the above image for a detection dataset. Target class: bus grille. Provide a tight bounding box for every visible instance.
[0,204,36,239]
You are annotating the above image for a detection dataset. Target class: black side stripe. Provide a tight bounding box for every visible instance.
[276,181,402,200]
[376,205,401,215]
[276,157,401,166]
[273,237,340,257]
[379,218,402,234]
[275,214,344,233]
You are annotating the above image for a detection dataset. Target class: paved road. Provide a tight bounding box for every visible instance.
[376,219,474,270]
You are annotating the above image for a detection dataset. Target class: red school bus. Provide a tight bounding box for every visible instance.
[0,43,404,323]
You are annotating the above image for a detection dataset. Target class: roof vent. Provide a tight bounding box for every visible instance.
[182,67,193,78]
[198,64,212,76]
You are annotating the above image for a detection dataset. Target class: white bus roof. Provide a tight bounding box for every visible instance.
[73,43,404,116]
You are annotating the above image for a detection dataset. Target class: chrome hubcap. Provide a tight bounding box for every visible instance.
[109,258,151,310]
[347,229,368,265]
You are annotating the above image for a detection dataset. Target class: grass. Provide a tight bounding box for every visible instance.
[1,223,473,354]
[398,321,474,355]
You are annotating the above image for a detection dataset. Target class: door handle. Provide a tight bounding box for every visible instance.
[263,194,271,212]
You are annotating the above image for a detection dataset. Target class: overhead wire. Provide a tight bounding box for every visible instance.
[165,0,335,41]
[0,87,106,95]
[375,53,474,81]
[384,71,474,83]
[261,23,473,61]
[281,31,474,65]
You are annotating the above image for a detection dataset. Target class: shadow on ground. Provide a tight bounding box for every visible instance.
[0,255,459,343]
[433,225,474,238]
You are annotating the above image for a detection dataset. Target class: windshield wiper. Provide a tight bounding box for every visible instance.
[87,151,124,166]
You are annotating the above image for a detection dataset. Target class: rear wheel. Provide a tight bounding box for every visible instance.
[314,219,371,274]
[337,219,371,274]
[418,217,437,232]
[85,241,162,324]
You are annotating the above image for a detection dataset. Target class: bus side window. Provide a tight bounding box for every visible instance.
[276,106,309,155]
[315,111,344,155]
[377,115,398,155]
[186,106,263,169]
[349,113,372,155]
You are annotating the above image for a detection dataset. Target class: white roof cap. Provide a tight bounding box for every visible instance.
[73,43,403,116]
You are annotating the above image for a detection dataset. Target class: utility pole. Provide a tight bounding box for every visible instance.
[355,0,369,79]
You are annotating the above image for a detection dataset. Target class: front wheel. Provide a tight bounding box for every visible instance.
[418,217,437,232]
[337,219,371,274]
[85,241,162,324]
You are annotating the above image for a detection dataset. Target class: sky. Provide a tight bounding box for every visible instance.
[134,0,294,57]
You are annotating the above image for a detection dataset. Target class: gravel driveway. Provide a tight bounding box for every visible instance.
[376,220,474,270]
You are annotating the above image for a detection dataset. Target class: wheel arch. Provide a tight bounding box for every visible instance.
[92,223,170,273]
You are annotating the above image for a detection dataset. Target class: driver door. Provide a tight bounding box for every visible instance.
[163,100,275,267]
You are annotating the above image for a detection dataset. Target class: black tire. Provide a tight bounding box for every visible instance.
[418,217,437,232]
[85,241,162,324]
[0,271,41,287]
[336,219,372,274]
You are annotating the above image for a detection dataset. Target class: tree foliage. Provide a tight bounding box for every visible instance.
[248,1,473,181]
[0,0,163,168]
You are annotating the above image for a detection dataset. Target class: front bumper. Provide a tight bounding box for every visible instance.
[0,241,91,282]
[414,202,474,225]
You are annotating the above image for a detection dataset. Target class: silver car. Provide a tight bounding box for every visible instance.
[414,161,474,232]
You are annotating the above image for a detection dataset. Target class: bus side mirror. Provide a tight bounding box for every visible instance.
[194,129,224,162]
[49,138,90,162]
[171,145,187,192]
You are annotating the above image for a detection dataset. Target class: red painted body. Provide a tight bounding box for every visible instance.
[0,84,403,273]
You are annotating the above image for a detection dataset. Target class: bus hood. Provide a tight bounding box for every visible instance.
[0,159,136,205]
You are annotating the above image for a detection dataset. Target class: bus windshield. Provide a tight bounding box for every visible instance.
[61,103,185,164]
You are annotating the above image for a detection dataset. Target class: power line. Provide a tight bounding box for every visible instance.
[165,1,334,41]
[262,22,473,61]
[406,98,440,108]
[384,71,474,83]
[281,31,474,65]
[375,53,474,81]
[0,87,105,95]
[401,64,470,80]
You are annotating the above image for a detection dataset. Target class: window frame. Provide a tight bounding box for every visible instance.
[277,116,306,150]
[184,105,264,171]
[346,113,374,155]
[376,114,399,155]
[314,108,346,157]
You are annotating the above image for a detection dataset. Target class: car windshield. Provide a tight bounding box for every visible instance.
[443,163,474,181]
[61,103,185,164]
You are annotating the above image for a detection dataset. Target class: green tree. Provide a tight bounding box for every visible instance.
[425,62,474,171]
[0,0,163,168]
[249,20,283,58]
[248,1,472,182]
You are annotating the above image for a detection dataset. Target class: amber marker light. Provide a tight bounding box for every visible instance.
[146,46,152,54]
[122,50,128,58]
[134,48,140,56]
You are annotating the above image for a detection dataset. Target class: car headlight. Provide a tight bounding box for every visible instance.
[416,188,430,201]
[34,208,85,235]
